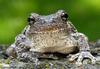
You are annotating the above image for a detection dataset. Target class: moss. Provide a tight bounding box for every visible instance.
[0,63,2,69]
[5,58,10,64]
[45,63,50,69]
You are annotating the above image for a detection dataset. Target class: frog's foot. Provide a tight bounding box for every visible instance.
[69,51,96,65]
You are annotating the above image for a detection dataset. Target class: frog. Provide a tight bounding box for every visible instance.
[6,10,96,65]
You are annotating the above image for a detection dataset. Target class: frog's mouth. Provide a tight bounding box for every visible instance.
[31,23,67,33]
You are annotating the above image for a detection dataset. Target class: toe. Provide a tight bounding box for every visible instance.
[91,57,96,64]
[69,53,80,61]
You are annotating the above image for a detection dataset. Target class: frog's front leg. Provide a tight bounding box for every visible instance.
[69,33,96,65]
[14,34,38,62]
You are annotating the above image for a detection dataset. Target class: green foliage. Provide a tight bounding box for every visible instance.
[0,0,100,44]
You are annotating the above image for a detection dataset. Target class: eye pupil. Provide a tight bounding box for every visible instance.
[28,18,34,22]
[28,17,35,25]
[61,13,68,21]
[62,13,68,18]
[63,13,68,18]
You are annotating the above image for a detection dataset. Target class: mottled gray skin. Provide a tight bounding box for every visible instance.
[6,10,96,65]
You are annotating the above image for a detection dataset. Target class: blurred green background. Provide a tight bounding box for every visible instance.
[0,0,100,44]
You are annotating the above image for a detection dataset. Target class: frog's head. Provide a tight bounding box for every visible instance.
[28,10,68,32]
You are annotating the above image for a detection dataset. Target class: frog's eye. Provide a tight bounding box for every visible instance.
[61,13,68,21]
[28,13,39,25]
[28,17,35,25]
[62,13,68,18]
